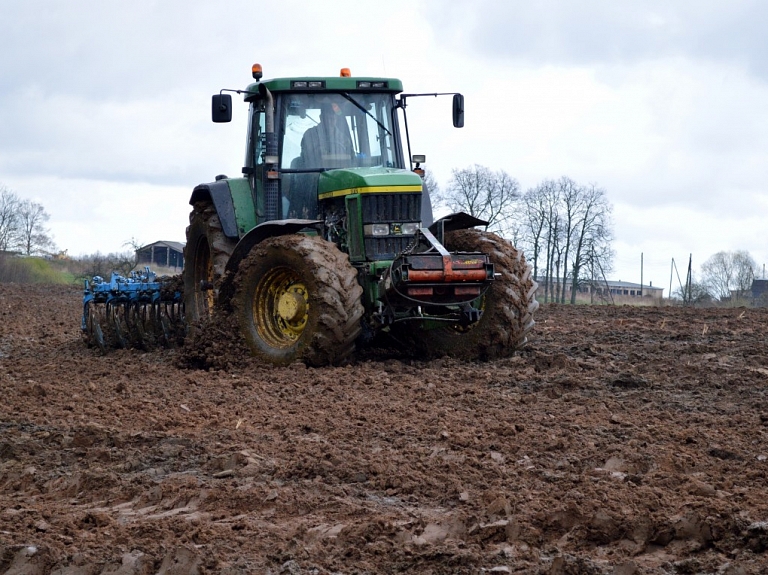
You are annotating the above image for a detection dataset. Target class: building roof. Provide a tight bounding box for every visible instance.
[605,280,663,291]
[138,241,185,252]
[539,276,663,292]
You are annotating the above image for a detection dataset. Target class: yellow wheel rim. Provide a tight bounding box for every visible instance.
[253,267,309,347]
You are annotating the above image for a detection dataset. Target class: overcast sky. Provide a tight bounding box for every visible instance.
[2,0,767,292]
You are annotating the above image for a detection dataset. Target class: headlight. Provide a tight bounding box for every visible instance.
[364,224,391,236]
[363,222,421,236]
[363,222,422,236]
[401,222,420,235]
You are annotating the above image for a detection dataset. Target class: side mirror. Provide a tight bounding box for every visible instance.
[212,94,232,123]
[452,94,464,128]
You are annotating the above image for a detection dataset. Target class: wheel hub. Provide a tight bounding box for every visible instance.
[277,290,307,323]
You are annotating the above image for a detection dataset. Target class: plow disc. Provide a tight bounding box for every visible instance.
[81,268,185,351]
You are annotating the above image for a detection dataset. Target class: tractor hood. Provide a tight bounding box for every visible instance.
[317,167,422,201]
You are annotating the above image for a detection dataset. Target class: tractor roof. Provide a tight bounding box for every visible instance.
[244,76,403,99]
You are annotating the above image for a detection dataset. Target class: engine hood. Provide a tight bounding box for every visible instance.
[317,167,422,200]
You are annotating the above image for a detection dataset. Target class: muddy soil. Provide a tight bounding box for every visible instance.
[1,283,768,574]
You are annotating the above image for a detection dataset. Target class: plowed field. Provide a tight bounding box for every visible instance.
[2,283,768,574]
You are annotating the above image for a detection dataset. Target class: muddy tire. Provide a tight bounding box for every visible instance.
[233,234,364,367]
[411,229,538,360]
[183,202,236,323]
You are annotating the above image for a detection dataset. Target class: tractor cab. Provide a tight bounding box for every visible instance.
[212,68,411,225]
[210,66,463,229]
[278,91,402,219]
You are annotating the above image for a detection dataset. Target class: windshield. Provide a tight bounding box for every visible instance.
[280,92,398,170]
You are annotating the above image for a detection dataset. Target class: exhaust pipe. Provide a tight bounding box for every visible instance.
[258,83,279,221]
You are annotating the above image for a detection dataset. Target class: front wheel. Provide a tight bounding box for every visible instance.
[233,234,364,366]
[408,229,538,360]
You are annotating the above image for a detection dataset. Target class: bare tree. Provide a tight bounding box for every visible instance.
[419,169,440,226]
[701,250,756,301]
[122,237,143,271]
[701,252,734,300]
[542,180,561,303]
[15,199,55,256]
[516,180,559,302]
[517,186,548,284]
[567,184,613,304]
[75,251,137,280]
[0,186,20,252]
[0,185,58,257]
[671,273,712,304]
[74,237,144,281]
[582,236,615,285]
[518,178,613,304]
[733,250,756,295]
[421,169,440,199]
[556,177,579,303]
[441,165,520,233]
[519,179,563,303]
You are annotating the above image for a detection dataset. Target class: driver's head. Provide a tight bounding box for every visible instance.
[320,102,343,122]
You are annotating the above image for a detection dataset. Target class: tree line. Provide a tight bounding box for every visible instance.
[0,184,56,257]
[676,250,761,305]
[0,184,143,285]
[433,165,613,303]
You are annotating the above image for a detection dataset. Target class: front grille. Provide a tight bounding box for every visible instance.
[361,193,421,260]
[362,193,420,222]
[365,237,415,260]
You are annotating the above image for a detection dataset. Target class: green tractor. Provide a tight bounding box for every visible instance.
[183,63,538,366]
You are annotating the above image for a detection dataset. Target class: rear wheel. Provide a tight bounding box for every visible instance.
[410,229,538,360]
[183,202,235,322]
[233,234,364,366]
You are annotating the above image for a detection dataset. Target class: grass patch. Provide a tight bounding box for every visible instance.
[0,256,78,285]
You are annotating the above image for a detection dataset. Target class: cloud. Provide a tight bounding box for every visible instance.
[421,56,768,205]
[0,0,436,187]
[6,175,191,257]
[0,86,247,185]
[426,1,768,76]
[0,0,441,254]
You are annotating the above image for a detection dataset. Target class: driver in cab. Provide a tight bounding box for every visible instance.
[300,102,354,168]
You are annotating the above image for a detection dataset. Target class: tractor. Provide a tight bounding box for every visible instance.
[180,63,537,366]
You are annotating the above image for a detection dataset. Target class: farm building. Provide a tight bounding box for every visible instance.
[136,241,185,270]
[593,280,664,300]
[752,279,768,299]
[536,279,664,304]
[752,279,768,306]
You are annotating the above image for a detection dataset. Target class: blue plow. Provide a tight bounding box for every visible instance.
[81,267,184,351]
